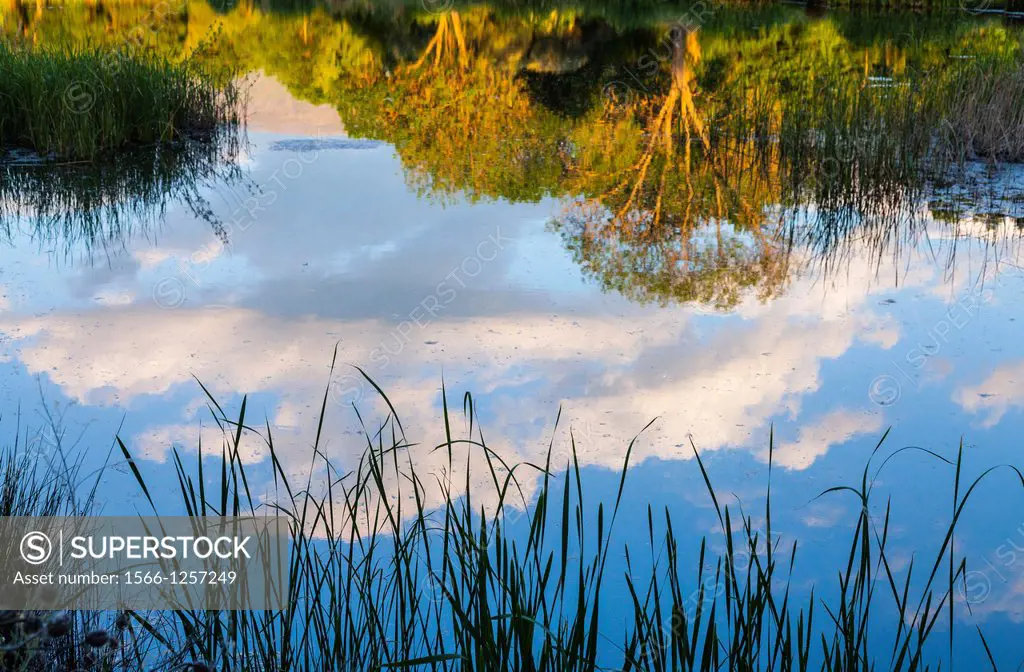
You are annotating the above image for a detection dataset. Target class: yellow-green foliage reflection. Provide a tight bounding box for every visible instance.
[4,0,1022,308]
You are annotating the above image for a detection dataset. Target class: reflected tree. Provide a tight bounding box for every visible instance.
[339,8,568,202]
[553,30,792,309]
[411,10,468,70]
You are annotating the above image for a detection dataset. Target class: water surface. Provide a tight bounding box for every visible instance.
[3,1,1024,665]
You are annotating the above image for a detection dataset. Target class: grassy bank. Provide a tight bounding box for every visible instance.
[2,369,1021,670]
[0,43,239,160]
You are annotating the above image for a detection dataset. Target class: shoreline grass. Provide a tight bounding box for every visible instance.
[0,410,129,671]
[4,367,1020,670]
[0,42,240,161]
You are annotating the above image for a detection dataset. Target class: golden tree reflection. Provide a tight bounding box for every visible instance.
[555,30,792,309]
[350,9,566,202]
[4,2,1018,308]
[411,10,468,71]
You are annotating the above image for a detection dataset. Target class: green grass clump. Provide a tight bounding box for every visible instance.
[0,42,240,160]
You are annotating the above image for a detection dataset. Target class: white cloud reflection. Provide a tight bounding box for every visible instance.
[0,126,1021,539]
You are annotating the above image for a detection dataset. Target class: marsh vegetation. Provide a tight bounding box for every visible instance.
[0,41,239,159]
[2,376,1021,670]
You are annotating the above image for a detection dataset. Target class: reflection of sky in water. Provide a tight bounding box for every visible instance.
[2,81,1024,665]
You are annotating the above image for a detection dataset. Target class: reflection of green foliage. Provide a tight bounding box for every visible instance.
[5,0,1023,306]
[329,8,588,201]
[180,3,383,105]
[0,0,191,55]
[342,65,568,202]
[552,201,790,309]
[555,93,793,309]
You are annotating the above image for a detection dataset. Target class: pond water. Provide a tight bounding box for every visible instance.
[3,0,1024,667]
